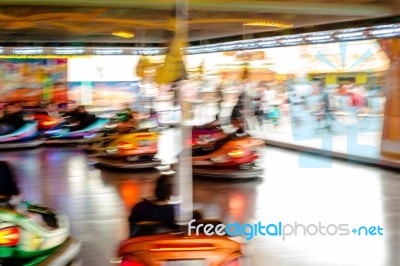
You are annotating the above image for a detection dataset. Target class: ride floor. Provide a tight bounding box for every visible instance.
[1,128,399,266]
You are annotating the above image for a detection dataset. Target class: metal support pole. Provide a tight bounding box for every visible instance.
[175,0,193,223]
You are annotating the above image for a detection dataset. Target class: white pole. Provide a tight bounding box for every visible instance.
[175,0,193,223]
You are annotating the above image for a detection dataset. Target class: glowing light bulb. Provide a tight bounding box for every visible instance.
[112,31,135,38]
[243,21,293,28]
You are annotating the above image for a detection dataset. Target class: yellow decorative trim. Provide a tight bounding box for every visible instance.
[381,151,400,160]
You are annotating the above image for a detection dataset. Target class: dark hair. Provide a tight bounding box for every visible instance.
[155,175,173,201]
[0,161,20,197]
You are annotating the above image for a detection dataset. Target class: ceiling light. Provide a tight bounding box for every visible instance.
[112,31,135,38]
[243,21,293,28]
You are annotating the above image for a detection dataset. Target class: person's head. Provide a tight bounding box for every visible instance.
[4,102,22,114]
[155,175,173,201]
[67,101,78,111]
[0,161,20,198]
[47,103,57,112]
[77,105,87,114]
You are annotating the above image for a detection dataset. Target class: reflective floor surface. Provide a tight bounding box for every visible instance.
[0,128,399,266]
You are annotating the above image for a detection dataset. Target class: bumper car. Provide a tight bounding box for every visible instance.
[116,222,242,266]
[33,111,63,131]
[90,131,162,170]
[191,125,227,146]
[187,119,263,179]
[42,118,109,145]
[80,114,158,153]
[0,202,80,265]
[190,115,237,143]
[190,132,264,179]
[0,121,43,150]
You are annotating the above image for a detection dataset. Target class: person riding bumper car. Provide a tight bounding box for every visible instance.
[0,103,43,150]
[0,161,81,265]
[190,132,264,179]
[115,109,160,132]
[42,106,109,145]
[116,175,243,266]
[0,205,81,266]
[0,121,43,150]
[188,118,264,179]
[89,131,162,170]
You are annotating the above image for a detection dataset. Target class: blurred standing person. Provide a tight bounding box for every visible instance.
[287,85,305,127]
[231,92,247,134]
[261,85,277,126]
[311,86,326,133]
[321,86,332,132]
[353,84,368,114]
[252,84,264,126]
[367,85,381,114]
[277,88,289,123]
[308,82,324,133]
[216,81,225,120]
[268,103,281,129]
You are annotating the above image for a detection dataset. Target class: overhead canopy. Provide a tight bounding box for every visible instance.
[0,0,397,44]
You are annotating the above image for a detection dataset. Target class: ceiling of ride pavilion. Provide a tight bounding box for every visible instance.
[0,0,398,44]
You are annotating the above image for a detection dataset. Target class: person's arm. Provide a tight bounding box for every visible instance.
[0,112,16,124]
